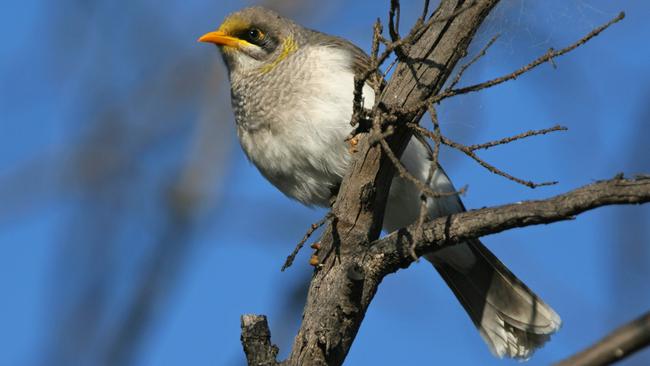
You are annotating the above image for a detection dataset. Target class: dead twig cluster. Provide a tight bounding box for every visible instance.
[362,8,624,193]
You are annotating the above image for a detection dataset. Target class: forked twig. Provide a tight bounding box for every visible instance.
[352,0,481,118]
[446,34,500,91]
[410,124,558,188]
[436,12,625,102]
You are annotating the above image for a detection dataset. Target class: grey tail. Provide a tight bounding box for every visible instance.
[425,239,561,359]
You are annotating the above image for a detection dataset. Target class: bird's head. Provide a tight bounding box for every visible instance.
[198,7,300,75]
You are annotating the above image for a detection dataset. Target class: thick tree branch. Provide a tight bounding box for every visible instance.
[554,310,650,366]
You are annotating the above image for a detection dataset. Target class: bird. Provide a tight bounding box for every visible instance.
[199,6,561,360]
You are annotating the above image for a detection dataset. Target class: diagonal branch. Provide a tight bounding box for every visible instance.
[467,124,567,151]
[445,34,499,91]
[371,176,650,272]
[411,123,560,188]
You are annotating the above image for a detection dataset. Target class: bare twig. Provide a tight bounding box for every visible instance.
[444,135,557,188]
[554,310,650,366]
[281,213,332,271]
[351,20,383,127]
[421,0,431,21]
[446,34,499,91]
[468,125,568,151]
[389,0,401,42]
[436,11,625,101]
[410,124,557,188]
[426,106,443,170]
[377,135,465,198]
[353,0,481,109]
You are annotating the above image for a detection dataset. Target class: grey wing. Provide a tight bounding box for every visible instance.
[308,30,383,90]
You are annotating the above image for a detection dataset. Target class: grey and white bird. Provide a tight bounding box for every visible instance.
[199,6,561,360]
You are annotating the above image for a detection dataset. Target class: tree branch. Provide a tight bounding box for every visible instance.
[554,310,650,366]
[240,315,279,366]
[371,176,650,273]
[241,176,650,364]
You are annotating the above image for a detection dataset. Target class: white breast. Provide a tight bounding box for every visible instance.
[235,45,375,206]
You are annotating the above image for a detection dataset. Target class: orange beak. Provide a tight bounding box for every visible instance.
[198,31,242,48]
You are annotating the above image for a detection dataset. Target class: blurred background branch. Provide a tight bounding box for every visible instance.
[555,310,650,366]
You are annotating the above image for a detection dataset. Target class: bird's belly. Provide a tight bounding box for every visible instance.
[237,126,349,206]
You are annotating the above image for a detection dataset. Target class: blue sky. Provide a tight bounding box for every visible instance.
[1,1,650,365]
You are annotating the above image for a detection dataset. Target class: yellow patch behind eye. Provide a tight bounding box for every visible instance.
[259,35,298,74]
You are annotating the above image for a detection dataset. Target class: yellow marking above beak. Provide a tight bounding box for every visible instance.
[198,31,243,48]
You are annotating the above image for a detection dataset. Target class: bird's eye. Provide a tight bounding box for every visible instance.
[247,28,264,42]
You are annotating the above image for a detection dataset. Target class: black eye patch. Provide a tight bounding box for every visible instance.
[236,27,278,51]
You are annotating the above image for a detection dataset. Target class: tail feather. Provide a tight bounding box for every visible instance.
[426,239,561,359]
[387,137,560,358]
